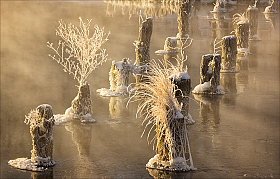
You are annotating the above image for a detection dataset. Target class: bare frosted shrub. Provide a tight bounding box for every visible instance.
[47,17,110,86]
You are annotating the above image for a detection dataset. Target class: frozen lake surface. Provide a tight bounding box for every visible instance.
[1,1,279,178]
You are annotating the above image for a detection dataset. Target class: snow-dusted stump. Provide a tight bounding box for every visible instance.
[148,112,196,171]
[177,0,191,39]
[155,37,178,55]
[193,54,224,94]
[236,21,250,57]
[246,6,261,40]
[221,35,238,73]
[135,17,153,83]
[135,17,153,66]
[97,58,139,97]
[8,104,55,171]
[170,72,192,119]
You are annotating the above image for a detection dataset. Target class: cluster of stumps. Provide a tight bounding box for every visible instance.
[8,0,277,173]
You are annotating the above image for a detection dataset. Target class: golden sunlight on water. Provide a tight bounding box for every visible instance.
[1,0,279,178]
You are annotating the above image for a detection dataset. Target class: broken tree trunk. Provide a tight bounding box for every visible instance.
[71,83,93,116]
[246,6,260,40]
[135,17,153,66]
[221,35,237,72]
[30,104,55,167]
[177,0,191,39]
[200,54,214,84]
[236,22,249,49]
[210,54,222,93]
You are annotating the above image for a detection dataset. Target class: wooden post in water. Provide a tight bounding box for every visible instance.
[177,0,191,39]
[246,6,260,40]
[210,54,222,93]
[236,22,249,49]
[200,54,214,84]
[221,35,237,72]
[164,37,178,53]
[30,104,55,167]
[109,58,130,93]
[135,17,153,83]
[135,17,153,66]
[71,83,93,116]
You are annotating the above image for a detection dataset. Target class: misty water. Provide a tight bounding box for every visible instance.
[1,1,279,178]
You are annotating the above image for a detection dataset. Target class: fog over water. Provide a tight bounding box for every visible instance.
[1,1,279,178]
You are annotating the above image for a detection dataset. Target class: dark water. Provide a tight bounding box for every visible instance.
[1,1,279,178]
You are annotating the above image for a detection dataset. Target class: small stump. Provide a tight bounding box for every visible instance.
[193,54,224,94]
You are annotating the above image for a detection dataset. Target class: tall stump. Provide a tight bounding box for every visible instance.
[135,17,153,66]
[178,0,191,39]
[246,7,260,40]
[236,22,249,49]
[30,104,55,166]
[135,17,153,83]
[221,35,237,72]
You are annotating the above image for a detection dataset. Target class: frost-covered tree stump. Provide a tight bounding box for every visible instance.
[246,6,261,40]
[97,58,140,96]
[135,17,153,83]
[177,0,191,39]
[164,37,179,53]
[109,58,130,93]
[170,73,192,118]
[71,83,93,118]
[148,111,195,171]
[193,54,224,94]
[8,104,55,171]
[221,35,238,72]
[236,22,249,49]
[135,17,153,66]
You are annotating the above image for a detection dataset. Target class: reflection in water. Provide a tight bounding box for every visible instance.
[264,13,276,30]
[236,71,249,94]
[65,122,92,157]
[194,94,222,130]
[109,96,128,119]
[209,13,232,41]
[104,0,178,18]
[147,168,193,179]
[31,170,53,179]
[236,56,249,71]
[220,73,237,106]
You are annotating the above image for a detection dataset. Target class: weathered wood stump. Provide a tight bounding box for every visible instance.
[135,17,153,83]
[30,104,55,166]
[71,83,93,116]
[171,74,192,117]
[246,6,260,40]
[210,54,222,93]
[200,54,214,84]
[164,37,178,53]
[135,17,153,66]
[193,54,223,94]
[236,22,249,49]
[221,35,237,72]
[109,58,130,92]
[177,0,191,39]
